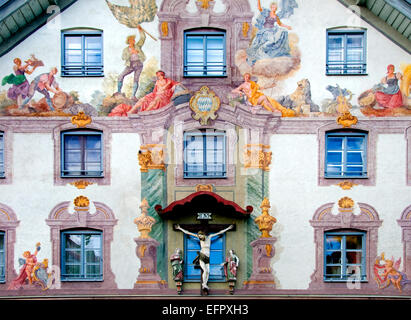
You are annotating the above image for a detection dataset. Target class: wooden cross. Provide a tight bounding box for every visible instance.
[173,220,235,296]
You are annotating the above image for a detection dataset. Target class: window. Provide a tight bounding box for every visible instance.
[324,231,366,282]
[184,130,226,178]
[326,29,366,75]
[61,130,103,178]
[184,30,226,77]
[61,30,103,77]
[0,132,4,178]
[0,231,5,283]
[184,234,225,282]
[325,131,367,178]
[61,230,103,281]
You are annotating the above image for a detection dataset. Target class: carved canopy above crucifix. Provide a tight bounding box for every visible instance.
[155,191,253,220]
[155,191,252,234]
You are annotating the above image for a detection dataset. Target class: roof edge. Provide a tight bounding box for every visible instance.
[337,0,411,54]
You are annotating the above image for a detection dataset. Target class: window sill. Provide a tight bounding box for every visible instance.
[323,279,368,283]
[61,278,103,282]
[183,176,227,179]
[61,75,105,78]
[326,73,368,76]
[183,279,226,283]
[183,75,227,78]
[61,175,105,178]
[324,176,368,179]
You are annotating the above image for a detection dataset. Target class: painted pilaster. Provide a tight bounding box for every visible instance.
[244,143,271,278]
[243,198,277,290]
[134,199,166,289]
[138,143,168,281]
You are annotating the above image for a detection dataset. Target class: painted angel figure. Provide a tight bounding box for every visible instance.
[8,243,41,289]
[373,254,411,293]
[247,0,298,66]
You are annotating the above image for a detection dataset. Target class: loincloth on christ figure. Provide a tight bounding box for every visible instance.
[193,251,209,268]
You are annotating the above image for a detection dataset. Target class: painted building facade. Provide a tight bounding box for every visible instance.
[0,0,410,298]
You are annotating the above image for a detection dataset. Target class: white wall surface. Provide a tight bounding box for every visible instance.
[0,132,142,289]
[269,133,410,289]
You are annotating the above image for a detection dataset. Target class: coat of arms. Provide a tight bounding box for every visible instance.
[189,86,220,125]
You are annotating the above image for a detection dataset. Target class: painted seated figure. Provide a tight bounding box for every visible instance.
[127,70,179,114]
[109,70,189,116]
[374,64,403,109]
[231,73,295,117]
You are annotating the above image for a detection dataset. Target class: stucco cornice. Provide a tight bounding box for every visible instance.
[0,112,410,135]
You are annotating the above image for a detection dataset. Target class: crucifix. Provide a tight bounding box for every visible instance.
[174,212,235,295]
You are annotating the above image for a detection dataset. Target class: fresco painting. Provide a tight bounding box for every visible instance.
[359,63,411,117]
[1,60,82,117]
[235,0,301,91]
[0,0,409,119]
[8,243,58,291]
[0,0,410,300]
[374,253,411,293]
[231,72,295,116]
[109,70,179,116]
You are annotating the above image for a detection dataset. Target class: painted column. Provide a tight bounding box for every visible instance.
[138,144,167,281]
[244,143,271,278]
[243,198,277,290]
[134,199,166,289]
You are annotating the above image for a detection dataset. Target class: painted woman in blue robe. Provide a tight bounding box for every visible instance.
[246,0,298,66]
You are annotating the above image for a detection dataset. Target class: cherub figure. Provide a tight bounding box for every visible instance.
[374,253,411,293]
[8,243,41,289]
[382,259,403,292]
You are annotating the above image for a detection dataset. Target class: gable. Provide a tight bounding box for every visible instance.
[338,0,410,53]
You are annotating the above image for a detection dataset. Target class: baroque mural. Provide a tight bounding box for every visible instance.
[0,0,410,300]
[0,0,409,119]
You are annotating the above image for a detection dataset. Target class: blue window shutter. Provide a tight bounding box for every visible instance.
[61,130,103,178]
[61,30,104,77]
[184,234,226,282]
[61,230,103,281]
[324,231,367,282]
[183,130,226,178]
[326,29,366,75]
[184,31,226,77]
[325,131,367,178]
